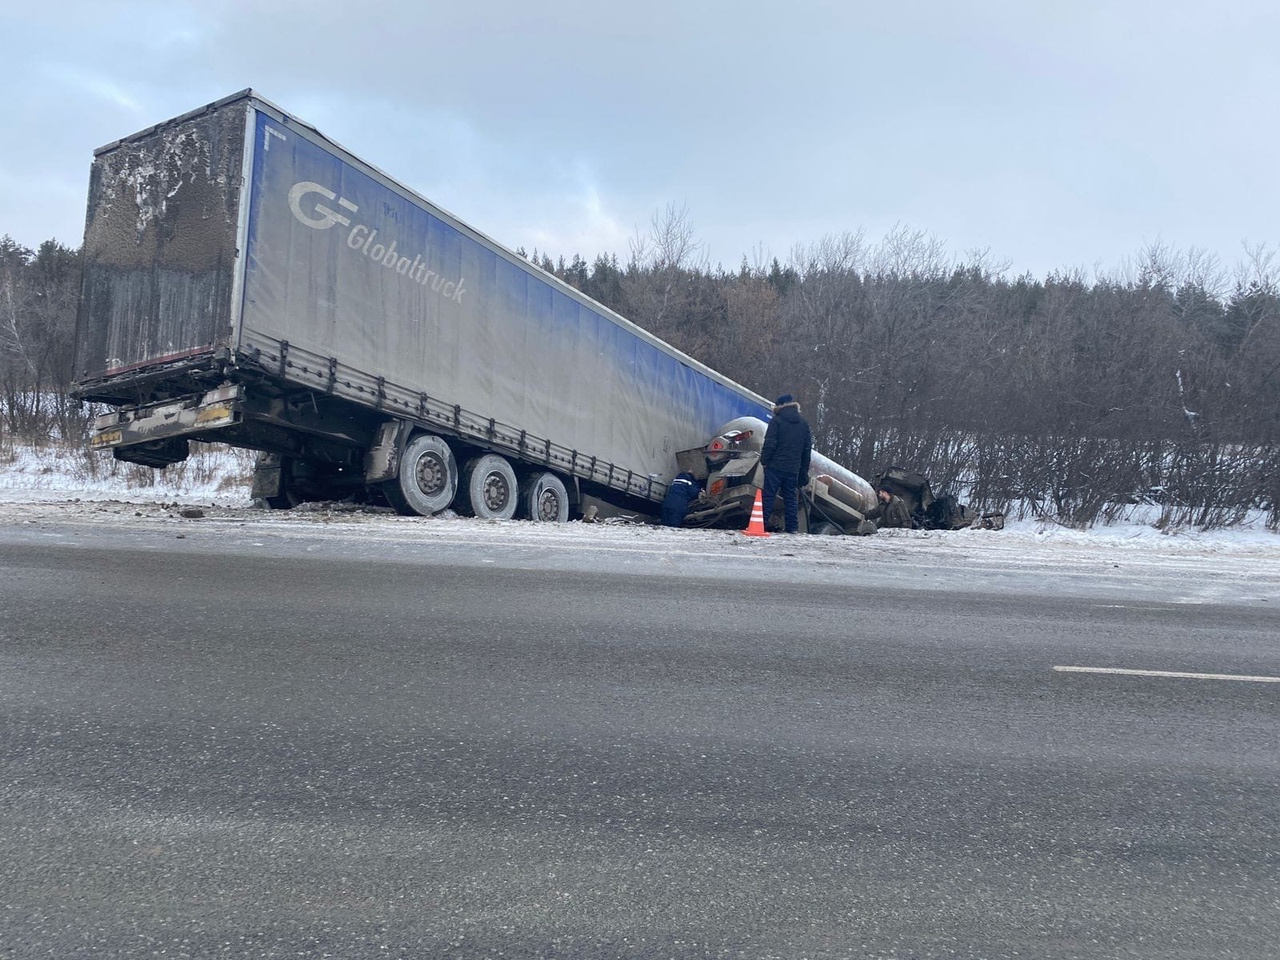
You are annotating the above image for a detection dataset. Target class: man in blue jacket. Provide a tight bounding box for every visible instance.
[661,472,702,526]
[759,394,813,533]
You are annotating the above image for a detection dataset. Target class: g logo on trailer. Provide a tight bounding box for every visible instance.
[288,181,359,230]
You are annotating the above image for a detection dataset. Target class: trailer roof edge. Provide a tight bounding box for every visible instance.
[92,88,259,156]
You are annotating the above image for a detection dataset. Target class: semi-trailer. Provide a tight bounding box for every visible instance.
[72,90,877,531]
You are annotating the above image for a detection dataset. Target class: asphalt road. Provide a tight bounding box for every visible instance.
[2,517,1278,959]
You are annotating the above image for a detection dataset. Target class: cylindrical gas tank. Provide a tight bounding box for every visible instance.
[713,416,877,516]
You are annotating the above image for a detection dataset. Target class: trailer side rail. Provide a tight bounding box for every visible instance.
[237,330,667,504]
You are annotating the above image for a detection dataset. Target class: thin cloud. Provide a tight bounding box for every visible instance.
[39,65,145,116]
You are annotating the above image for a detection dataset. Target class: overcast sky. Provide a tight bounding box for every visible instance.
[3,1,1277,280]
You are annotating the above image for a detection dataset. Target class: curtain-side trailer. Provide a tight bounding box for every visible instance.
[71,90,777,521]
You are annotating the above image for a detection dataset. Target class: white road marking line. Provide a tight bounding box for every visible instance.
[1054,665,1280,683]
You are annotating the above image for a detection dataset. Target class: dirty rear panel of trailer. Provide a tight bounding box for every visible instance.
[76,94,249,386]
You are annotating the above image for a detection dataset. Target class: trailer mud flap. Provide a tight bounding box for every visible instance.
[90,384,244,453]
[363,419,413,483]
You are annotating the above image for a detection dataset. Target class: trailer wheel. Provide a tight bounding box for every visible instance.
[385,434,458,516]
[460,454,519,520]
[521,471,570,523]
[810,521,844,536]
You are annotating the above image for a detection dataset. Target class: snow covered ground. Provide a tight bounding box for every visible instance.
[2,441,1277,605]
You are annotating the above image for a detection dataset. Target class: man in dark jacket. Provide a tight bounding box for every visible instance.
[759,394,812,533]
[868,487,912,529]
[660,472,701,526]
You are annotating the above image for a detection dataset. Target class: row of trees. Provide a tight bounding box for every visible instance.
[1,236,81,443]
[4,217,1278,528]
[525,210,1280,529]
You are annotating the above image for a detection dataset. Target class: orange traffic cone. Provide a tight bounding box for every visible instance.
[743,488,770,537]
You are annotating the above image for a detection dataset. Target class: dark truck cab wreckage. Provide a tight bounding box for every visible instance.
[72,89,888,532]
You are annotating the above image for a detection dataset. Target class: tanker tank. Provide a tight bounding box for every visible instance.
[711,416,878,517]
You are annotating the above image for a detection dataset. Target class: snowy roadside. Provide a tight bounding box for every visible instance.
[2,442,1278,604]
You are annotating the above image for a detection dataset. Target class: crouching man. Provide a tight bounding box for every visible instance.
[661,472,702,527]
[869,487,912,529]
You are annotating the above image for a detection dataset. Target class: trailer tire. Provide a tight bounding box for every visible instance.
[460,454,519,520]
[385,434,458,516]
[521,471,570,523]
